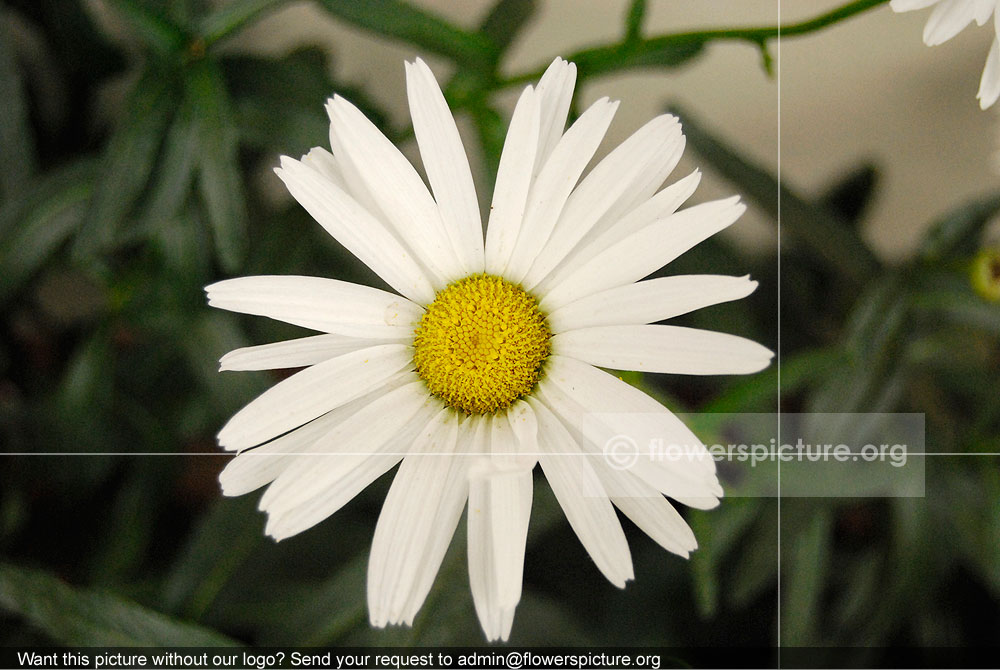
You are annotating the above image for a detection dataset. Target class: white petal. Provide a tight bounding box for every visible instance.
[528,397,633,588]
[505,400,540,470]
[216,343,413,451]
[975,0,996,24]
[220,333,396,371]
[523,115,684,288]
[468,415,533,642]
[406,58,484,274]
[534,58,577,169]
[540,196,745,311]
[259,381,435,540]
[485,86,541,275]
[596,466,698,559]
[923,0,978,44]
[589,135,688,245]
[553,324,775,375]
[891,0,942,11]
[301,146,347,191]
[979,38,1000,108]
[502,98,620,283]
[368,409,469,627]
[275,157,436,304]
[218,373,411,496]
[540,170,702,292]
[327,96,462,284]
[468,468,532,641]
[538,355,721,509]
[547,274,758,333]
[206,274,423,338]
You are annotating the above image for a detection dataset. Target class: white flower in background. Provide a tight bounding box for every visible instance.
[891,0,1000,108]
[207,57,773,642]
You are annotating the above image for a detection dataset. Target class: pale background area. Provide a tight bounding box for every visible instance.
[215,0,999,260]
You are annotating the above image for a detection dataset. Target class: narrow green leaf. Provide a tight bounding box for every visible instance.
[700,347,843,414]
[479,0,537,57]
[179,311,265,416]
[0,16,37,201]
[911,285,1000,337]
[161,496,262,620]
[187,59,249,272]
[136,93,200,233]
[819,162,879,226]
[782,506,832,645]
[73,68,176,260]
[688,500,760,617]
[730,503,779,608]
[316,0,497,71]
[0,160,97,305]
[260,554,367,646]
[0,562,240,645]
[918,192,1000,263]
[470,104,506,193]
[624,0,646,43]
[105,0,188,54]
[89,459,174,586]
[570,38,704,78]
[673,105,880,284]
[200,0,293,47]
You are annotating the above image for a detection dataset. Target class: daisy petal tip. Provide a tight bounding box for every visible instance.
[699,496,722,510]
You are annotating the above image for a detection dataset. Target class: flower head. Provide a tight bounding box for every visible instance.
[207,57,773,641]
[891,0,1000,108]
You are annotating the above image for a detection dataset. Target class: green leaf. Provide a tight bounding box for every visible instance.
[688,500,760,617]
[470,104,506,192]
[479,0,537,57]
[73,67,176,259]
[819,162,879,226]
[161,496,263,620]
[782,506,832,646]
[199,0,294,47]
[0,16,37,202]
[187,59,249,272]
[135,93,200,234]
[570,37,704,78]
[316,0,497,71]
[259,554,367,645]
[224,49,368,155]
[179,311,266,417]
[910,284,1000,338]
[918,192,1000,263]
[729,503,779,608]
[0,562,240,645]
[89,459,175,586]
[624,0,646,43]
[0,160,97,305]
[700,347,843,414]
[673,105,880,284]
[104,0,188,54]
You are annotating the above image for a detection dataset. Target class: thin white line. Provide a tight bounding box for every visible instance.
[776,0,783,658]
[0,452,992,456]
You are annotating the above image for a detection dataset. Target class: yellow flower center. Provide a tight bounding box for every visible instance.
[413,274,551,414]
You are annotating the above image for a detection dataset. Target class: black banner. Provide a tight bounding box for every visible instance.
[2,646,997,669]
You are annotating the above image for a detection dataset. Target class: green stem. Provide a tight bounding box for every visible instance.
[498,0,890,87]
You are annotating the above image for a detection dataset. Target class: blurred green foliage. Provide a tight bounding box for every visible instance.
[0,0,998,660]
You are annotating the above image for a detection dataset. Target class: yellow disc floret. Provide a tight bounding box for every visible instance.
[413,274,551,414]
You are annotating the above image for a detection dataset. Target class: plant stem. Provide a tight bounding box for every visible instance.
[498,0,890,87]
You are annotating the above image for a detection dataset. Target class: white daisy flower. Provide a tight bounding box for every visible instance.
[207,57,773,642]
[891,0,1000,108]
